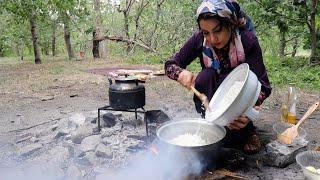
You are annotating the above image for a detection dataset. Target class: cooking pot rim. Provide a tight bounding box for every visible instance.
[156,118,226,149]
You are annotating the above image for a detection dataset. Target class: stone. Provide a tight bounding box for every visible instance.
[95,144,113,159]
[71,125,94,144]
[50,124,59,131]
[79,135,101,152]
[145,110,170,123]
[19,143,43,157]
[66,165,82,180]
[263,138,308,168]
[84,151,100,165]
[41,95,54,101]
[102,113,117,127]
[69,113,86,127]
[54,129,69,139]
[85,117,96,124]
[48,146,69,165]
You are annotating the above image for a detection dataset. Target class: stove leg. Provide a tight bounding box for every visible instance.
[135,109,137,120]
[144,113,148,137]
[98,109,101,132]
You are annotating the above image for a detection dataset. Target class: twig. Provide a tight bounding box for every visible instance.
[209,169,248,179]
[8,118,61,133]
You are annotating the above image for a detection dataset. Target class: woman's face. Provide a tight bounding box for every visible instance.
[199,18,231,49]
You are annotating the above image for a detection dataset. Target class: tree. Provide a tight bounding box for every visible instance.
[3,0,44,64]
[92,0,107,59]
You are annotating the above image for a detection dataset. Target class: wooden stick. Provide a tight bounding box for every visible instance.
[8,118,62,133]
[209,169,248,179]
[190,86,211,112]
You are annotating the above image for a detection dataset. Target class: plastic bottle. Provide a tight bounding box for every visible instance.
[287,83,297,124]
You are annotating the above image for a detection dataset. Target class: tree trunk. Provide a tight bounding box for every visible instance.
[291,38,298,57]
[92,29,100,58]
[52,20,56,56]
[309,0,318,64]
[0,45,4,57]
[279,28,286,59]
[63,17,75,60]
[123,12,131,52]
[133,0,148,42]
[93,0,107,59]
[29,14,41,64]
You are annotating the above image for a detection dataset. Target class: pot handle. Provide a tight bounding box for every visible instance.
[244,107,259,121]
[108,78,113,85]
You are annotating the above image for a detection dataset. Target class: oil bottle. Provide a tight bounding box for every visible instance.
[287,83,297,124]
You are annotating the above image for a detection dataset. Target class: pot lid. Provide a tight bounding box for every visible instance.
[114,76,138,82]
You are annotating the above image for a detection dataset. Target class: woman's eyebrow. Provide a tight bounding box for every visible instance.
[211,23,221,32]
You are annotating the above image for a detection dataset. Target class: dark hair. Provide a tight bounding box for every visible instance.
[197,12,233,30]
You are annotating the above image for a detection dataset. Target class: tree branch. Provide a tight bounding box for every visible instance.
[96,35,157,53]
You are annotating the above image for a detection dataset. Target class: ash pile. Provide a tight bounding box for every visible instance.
[0,110,170,180]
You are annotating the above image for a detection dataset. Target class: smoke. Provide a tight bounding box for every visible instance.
[0,161,64,180]
[101,141,205,180]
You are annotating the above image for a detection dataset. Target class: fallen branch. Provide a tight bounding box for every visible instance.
[96,35,157,53]
[209,169,248,179]
[8,118,62,133]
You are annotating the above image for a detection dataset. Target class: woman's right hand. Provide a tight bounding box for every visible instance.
[177,70,195,89]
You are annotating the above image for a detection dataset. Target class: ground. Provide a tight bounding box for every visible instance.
[0,57,319,179]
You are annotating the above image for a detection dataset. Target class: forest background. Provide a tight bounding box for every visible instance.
[0,0,319,90]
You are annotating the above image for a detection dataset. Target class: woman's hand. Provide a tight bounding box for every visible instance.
[227,115,251,130]
[177,70,195,89]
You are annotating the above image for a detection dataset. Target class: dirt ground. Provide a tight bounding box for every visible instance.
[0,57,319,179]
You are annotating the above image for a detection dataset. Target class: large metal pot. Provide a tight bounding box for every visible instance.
[108,76,145,110]
[156,118,226,165]
[205,63,261,126]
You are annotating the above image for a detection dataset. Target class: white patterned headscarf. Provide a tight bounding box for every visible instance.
[197,0,246,70]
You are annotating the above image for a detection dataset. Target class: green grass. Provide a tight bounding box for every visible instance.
[50,65,65,74]
[264,56,320,90]
[124,50,319,90]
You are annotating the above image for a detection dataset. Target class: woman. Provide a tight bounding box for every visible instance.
[165,0,272,154]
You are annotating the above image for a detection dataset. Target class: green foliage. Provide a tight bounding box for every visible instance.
[264,56,320,90]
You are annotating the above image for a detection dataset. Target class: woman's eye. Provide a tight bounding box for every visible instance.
[213,25,222,33]
[203,32,209,36]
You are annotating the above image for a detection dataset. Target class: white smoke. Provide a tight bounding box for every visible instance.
[100,141,205,180]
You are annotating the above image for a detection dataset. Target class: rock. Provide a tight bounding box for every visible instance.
[50,124,59,131]
[70,94,79,98]
[101,128,116,138]
[85,117,97,124]
[102,113,117,127]
[69,113,86,127]
[263,139,308,168]
[19,143,43,157]
[48,146,69,165]
[95,144,113,159]
[71,125,94,144]
[66,165,82,180]
[80,135,101,152]
[84,151,100,166]
[145,110,170,123]
[54,129,69,139]
[41,95,54,101]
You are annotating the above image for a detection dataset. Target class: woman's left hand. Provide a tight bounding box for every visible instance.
[227,115,251,130]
